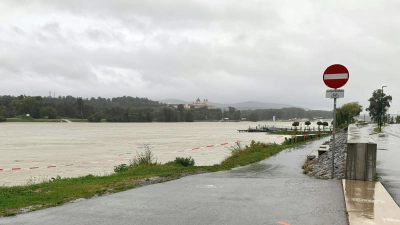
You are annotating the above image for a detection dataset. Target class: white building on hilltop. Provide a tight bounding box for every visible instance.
[184,97,216,109]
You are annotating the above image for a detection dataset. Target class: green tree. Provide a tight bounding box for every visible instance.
[177,104,185,121]
[222,110,229,119]
[11,96,42,118]
[76,97,84,120]
[87,112,102,122]
[228,106,236,115]
[249,112,259,122]
[305,121,311,131]
[316,121,322,131]
[336,102,363,127]
[292,121,299,130]
[366,89,392,123]
[0,116,6,122]
[40,106,58,119]
[233,110,241,121]
[322,121,329,131]
[184,109,195,122]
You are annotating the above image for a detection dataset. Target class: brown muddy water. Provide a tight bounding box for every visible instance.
[0,121,297,186]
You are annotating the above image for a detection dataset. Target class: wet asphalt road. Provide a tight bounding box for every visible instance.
[0,137,348,225]
[374,124,400,206]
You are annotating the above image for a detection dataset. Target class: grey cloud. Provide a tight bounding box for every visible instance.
[1,0,400,112]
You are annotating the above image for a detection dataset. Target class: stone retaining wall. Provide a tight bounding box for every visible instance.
[306,132,347,179]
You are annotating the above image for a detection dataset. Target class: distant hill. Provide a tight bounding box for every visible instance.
[159,99,297,110]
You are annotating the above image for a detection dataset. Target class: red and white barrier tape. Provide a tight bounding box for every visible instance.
[0,136,284,171]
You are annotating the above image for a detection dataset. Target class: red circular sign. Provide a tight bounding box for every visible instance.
[323,64,349,89]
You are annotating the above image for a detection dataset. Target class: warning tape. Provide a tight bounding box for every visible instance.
[0,136,284,172]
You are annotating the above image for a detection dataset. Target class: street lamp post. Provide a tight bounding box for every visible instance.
[380,86,387,131]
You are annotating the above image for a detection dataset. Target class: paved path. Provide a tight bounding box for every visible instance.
[374,124,400,206]
[343,180,400,224]
[0,137,348,225]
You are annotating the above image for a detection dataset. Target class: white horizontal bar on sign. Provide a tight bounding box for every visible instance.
[324,73,348,80]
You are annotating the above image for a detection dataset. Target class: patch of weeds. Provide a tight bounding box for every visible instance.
[50,175,62,182]
[3,211,16,217]
[302,159,312,174]
[375,173,380,181]
[131,144,158,167]
[169,157,195,167]
[343,209,348,214]
[95,188,109,196]
[228,142,243,153]
[114,164,129,173]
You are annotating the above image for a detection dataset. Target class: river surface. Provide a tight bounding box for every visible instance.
[0,121,299,186]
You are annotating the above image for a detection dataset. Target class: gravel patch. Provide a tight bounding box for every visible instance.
[306,132,347,179]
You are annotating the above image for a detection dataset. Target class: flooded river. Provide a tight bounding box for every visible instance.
[0,121,295,186]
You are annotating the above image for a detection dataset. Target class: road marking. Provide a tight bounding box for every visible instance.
[383,218,400,223]
[352,198,385,204]
[277,221,290,225]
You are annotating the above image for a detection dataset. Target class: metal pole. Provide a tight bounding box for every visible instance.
[379,97,382,131]
[331,97,337,179]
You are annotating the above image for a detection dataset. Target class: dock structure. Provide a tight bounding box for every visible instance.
[238,125,332,133]
[237,125,291,133]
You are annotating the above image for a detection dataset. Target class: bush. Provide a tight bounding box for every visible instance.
[114,145,158,173]
[40,106,58,119]
[130,144,158,167]
[228,142,243,153]
[114,164,129,173]
[0,116,6,122]
[87,112,102,122]
[171,157,195,167]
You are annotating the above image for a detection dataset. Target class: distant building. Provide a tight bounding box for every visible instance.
[168,97,216,109]
[184,97,216,109]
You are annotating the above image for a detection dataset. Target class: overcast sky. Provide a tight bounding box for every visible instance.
[1,0,399,113]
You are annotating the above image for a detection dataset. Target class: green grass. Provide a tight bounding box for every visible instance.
[0,134,329,217]
[68,118,107,122]
[5,117,108,123]
[6,118,64,122]
[67,118,88,122]
[373,127,382,133]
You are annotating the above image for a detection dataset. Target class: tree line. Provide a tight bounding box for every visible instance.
[0,95,335,122]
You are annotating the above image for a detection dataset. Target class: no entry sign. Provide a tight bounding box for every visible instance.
[323,64,349,89]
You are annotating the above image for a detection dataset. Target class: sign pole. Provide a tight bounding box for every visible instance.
[322,63,349,179]
[331,96,337,179]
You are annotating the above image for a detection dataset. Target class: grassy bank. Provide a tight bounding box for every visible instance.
[6,118,65,122]
[5,115,66,123]
[373,127,381,133]
[5,117,106,123]
[0,134,329,217]
[271,130,330,135]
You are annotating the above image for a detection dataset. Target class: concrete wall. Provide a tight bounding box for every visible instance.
[346,124,377,181]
